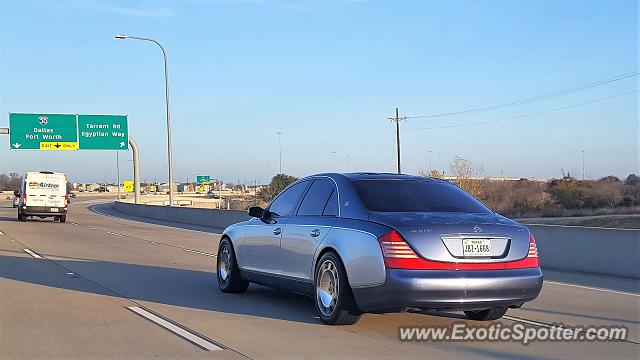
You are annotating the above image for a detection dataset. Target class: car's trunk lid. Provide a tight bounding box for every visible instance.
[369,212,531,262]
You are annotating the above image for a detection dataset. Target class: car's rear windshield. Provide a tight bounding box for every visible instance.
[352,179,492,213]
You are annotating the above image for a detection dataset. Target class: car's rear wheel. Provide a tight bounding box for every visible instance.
[464,307,508,321]
[59,215,66,223]
[217,238,249,293]
[314,252,361,325]
[17,210,26,222]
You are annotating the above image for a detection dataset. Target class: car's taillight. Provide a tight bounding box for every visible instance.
[377,229,540,270]
[22,193,27,206]
[378,230,419,268]
[526,233,540,267]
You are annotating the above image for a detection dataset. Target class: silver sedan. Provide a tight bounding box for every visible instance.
[217,173,543,325]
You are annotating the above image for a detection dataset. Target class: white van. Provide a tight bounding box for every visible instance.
[17,171,68,223]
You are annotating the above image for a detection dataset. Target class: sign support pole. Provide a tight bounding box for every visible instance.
[129,137,141,204]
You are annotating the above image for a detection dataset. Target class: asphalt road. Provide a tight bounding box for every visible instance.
[1,197,638,359]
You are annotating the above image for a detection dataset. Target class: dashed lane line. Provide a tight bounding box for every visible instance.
[22,248,43,259]
[544,280,639,297]
[68,221,217,258]
[127,306,224,351]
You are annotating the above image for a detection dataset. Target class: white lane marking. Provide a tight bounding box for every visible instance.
[126,306,222,351]
[72,199,116,205]
[504,315,558,328]
[0,231,4,235]
[545,280,639,297]
[183,248,216,257]
[22,248,43,259]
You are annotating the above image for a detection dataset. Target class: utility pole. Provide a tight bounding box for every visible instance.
[388,107,406,174]
[582,150,585,180]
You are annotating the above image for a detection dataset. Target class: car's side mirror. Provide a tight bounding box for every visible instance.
[248,206,265,219]
[14,190,19,197]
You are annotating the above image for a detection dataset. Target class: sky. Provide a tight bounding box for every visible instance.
[0,0,638,184]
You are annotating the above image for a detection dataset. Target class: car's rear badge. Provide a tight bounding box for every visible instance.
[473,225,483,233]
[410,229,432,233]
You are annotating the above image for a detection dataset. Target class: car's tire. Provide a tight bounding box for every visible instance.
[18,210,26,222]
[59,215,66,223]
[217,238,249,293]
[314,252,362,325]
[464,307,508,321]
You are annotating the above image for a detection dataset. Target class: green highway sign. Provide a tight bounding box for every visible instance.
[197,175,211,184]
[9,113,78,150]
[78,115,128,150]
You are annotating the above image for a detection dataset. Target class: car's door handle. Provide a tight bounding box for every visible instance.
[310,229,320,237]
[273,228,282,235]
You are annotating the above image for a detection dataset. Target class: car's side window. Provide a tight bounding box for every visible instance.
[322,189,338,217]
[268,180,310,217]
[297,179,336,216]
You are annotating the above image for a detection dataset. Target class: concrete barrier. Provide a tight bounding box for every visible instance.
[112,201,639,279]
[528,225,640,279]
[114,201,249,230]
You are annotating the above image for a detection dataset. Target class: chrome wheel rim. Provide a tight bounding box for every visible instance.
[218,244,231,284]
[316,259,339,317]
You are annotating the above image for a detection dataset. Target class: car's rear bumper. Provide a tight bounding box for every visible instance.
[22,206,67,217]
[351,267,543,312]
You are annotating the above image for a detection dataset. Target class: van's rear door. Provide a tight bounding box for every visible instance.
[44,174,66,210]
[26,176,46,208]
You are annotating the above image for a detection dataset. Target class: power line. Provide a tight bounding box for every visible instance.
[403,90,638,131]
[406,71,639,119]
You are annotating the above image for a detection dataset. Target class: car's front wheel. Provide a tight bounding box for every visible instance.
[217,238,249,293]
[314,252,361,325]
[464,307,508,321]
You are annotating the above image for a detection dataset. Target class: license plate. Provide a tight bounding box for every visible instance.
[463,239,491,257]
[50,208,58,212]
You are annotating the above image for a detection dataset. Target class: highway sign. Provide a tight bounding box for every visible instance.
[78,115,128,150]
[123,180,134,193]
[197,175,210,184]
[9,113,78,150]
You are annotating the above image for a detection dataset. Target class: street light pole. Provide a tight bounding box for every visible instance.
[331,151,337,171]
[116,34,174,206]
[276,131,283,174]
[428,150,432,173]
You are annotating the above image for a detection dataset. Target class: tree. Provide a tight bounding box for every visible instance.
[623,174,640,205]
[258,174,298,202]
[420,169,444,179]
[0,173,23,191]
[450,156,484,197]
